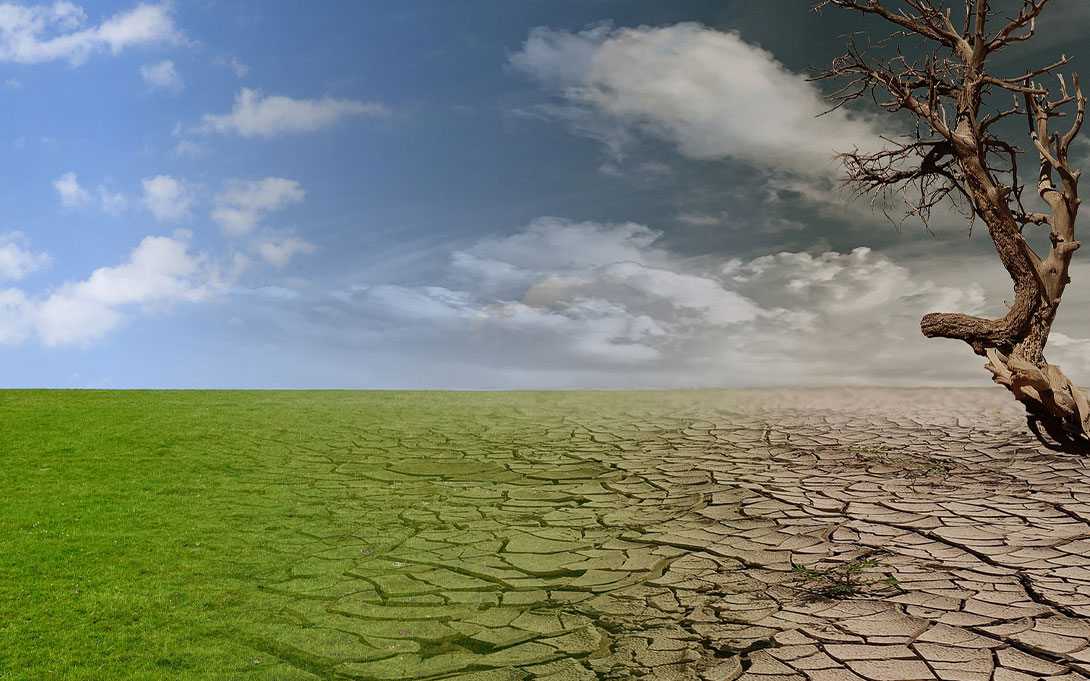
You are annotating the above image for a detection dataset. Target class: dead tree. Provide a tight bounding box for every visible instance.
[814,0,1090,445]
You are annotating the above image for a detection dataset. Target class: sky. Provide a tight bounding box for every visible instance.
[2,0,1090,389]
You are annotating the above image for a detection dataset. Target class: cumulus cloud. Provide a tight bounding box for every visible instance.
[509,22,885,176]
[140,59,183,92]
[257,236,317,269]
[212,177,304,235]
[0,232,49,280]
[0,2,181,65]
[141,174,189,221]
[717,248,988,383]
[36,235,209,345]
[314,218,991,387]
[0,234,213,346]
[96,185,126,215]
[55,172,127,213]
[199,88,387,138]
[53,171,91,207]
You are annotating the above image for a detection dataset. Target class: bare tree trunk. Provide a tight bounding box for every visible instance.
[814,0,1089,445]
[924,147,1089,441]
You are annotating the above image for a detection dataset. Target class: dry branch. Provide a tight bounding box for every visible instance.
[814,0,1088,443]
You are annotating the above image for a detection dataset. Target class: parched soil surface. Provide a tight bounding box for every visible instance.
[230,389,1090,681]
[5,389,1090,680]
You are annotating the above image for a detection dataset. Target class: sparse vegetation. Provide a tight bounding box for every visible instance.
[791,555,900,599]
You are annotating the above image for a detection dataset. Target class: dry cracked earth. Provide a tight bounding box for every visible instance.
[239,389,1090,681]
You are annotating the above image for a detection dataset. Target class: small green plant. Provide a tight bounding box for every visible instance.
[791,556,899,599]
[844,445,895,453]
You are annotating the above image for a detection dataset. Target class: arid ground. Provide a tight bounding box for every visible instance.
[2,389,1089,680]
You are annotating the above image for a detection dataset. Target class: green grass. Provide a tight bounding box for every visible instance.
[0,390,715,680]
[0,390,345,679]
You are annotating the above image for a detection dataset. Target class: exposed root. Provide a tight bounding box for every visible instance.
[984,347,1090,448]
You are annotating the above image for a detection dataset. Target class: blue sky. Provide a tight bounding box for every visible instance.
[3,0,1090,388]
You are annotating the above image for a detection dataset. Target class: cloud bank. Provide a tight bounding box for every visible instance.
[260,218,990,388]
[0,2,181,65]
[510,22,885,177]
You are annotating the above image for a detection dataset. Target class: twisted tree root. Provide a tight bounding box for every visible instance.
[984,348,1090,444]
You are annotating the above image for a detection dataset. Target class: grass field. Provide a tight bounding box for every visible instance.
[0,390,729,680]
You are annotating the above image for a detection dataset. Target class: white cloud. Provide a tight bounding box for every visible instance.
[0,2,181,65]
[140,59,182,93]
[97,185,126,215]
[97,3,179,51]
[54,172,127,214]
[53,171,91,207]
[441,221,765,366]
[321,219,991,387]
[36,235,210,346]
[257,236,317,269]
[509,23,885,176]
[449,217,672,295]
[199,88,387,138]
[141,174,189,221]
[0,234,213,347]
[0,287,32,343]
[0,232,49,280]
[212,177,304,235]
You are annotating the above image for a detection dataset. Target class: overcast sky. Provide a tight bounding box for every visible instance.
[2,0,1090,388]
